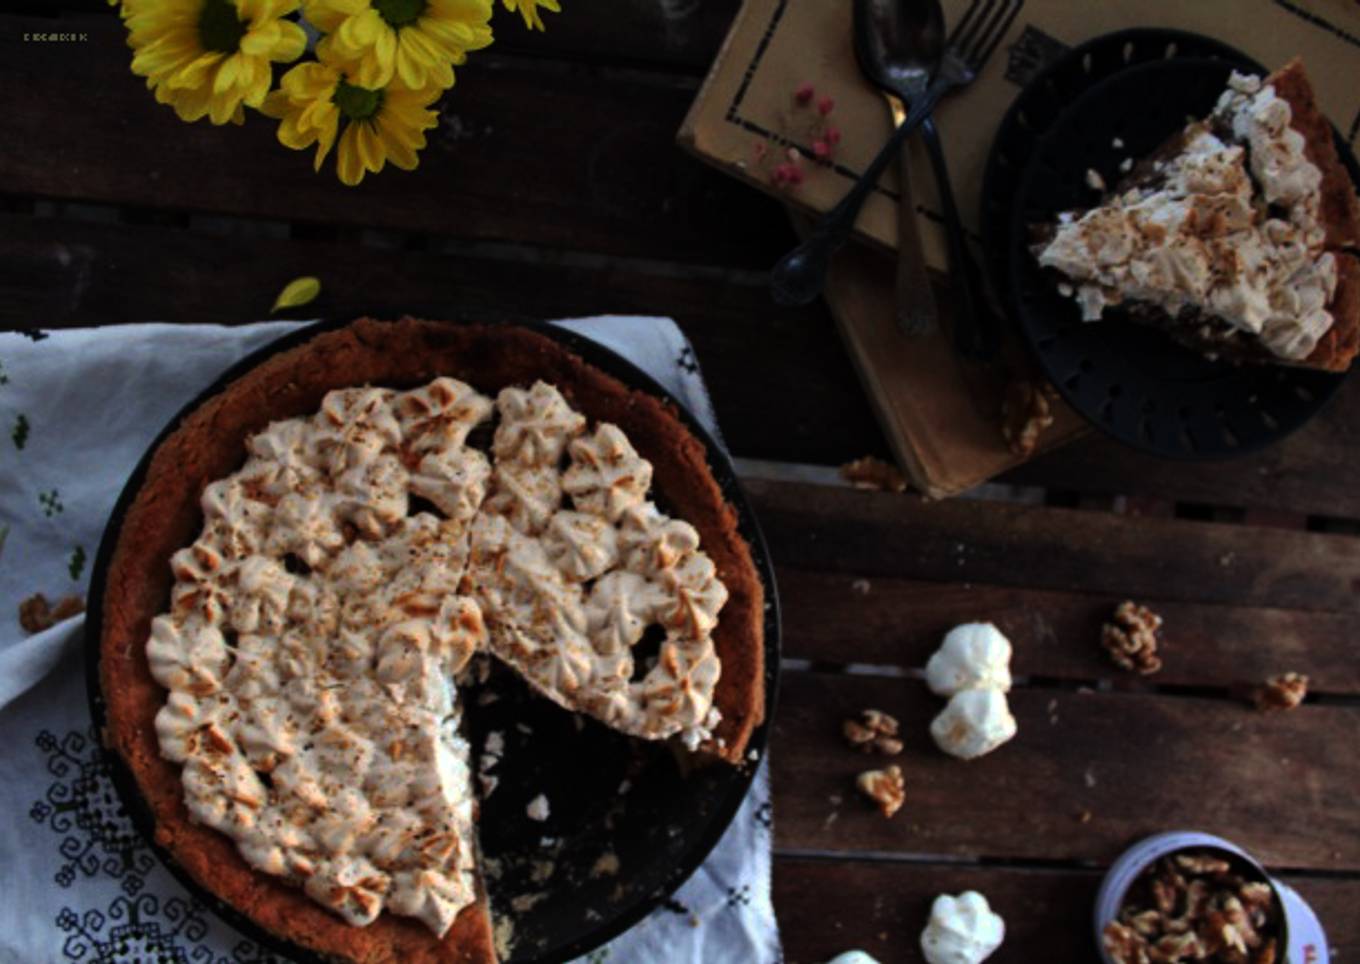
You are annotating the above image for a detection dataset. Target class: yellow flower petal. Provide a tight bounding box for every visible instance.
[208,91,239,125]
[212,54,240,95]
[314,112,340,170]
[375,115,420,169]
[271,276,322,312]
[355,121,384,173]
[272,20,307,61]
[260,88,291,118]
[336,123,365,185]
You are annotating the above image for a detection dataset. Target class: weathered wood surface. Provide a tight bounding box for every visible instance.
[0,14,792,267]
[777,566,1360,693]
[0,215,882,466]
[771,858,1360,963]
[771,671,1360,870]
[746,480,1360,613]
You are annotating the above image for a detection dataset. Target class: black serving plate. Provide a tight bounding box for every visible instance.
[981,29,1354,458]
[85,317,781,964]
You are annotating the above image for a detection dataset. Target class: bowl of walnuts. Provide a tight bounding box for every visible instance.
[1096,832,1328,964]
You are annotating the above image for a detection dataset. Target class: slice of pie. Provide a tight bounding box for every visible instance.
[1033,58,1360,371]
[98,317,766,964]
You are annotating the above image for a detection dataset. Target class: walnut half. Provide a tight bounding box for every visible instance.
[1000,379,1058,458]
[839,456,907,493]
[1101,600,1164,675]
[855,765,905,818]
[1253,673,1308,712]
[842,708,903,755]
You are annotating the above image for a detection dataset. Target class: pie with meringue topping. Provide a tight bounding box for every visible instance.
[98,317,765,964]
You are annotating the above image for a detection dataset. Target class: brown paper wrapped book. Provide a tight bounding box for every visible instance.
[679,0,1360,497]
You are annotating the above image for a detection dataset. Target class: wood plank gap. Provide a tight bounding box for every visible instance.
[9,195,777,288]
[773,848,1103,872]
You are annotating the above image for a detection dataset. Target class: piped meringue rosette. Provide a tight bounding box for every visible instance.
[145,377,729,938]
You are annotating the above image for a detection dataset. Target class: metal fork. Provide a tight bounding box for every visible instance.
[770,0,1023,353]
[920,0,1022,358]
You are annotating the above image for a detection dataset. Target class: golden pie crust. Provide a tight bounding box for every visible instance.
[98,317,766,964]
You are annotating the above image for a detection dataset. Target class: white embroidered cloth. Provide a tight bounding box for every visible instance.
[0,318,779,964]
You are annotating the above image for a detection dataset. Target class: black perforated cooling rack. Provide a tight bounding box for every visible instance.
[84,317,781,964]
[980,29,1354,458]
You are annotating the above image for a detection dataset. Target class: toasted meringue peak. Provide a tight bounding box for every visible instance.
[563,424,654,522]
[493,381,587,468]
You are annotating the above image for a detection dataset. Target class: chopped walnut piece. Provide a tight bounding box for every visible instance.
[1175,853,1232,876]
[839,456,907,493]
[855,764,905,818]
[1253,673,1308,712]
[1102,921,1150,963]
[841,708,902,755]
[1000,379,1058,458]
[1105,849,1283,964]
[18,592,85,634]
[1101,600,1164,675]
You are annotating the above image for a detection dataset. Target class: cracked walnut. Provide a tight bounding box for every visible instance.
[1101,601,1164,675]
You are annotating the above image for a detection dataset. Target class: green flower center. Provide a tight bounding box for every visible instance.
[373,0,427,27]
[333,79,385,121]
[198,0,247,53]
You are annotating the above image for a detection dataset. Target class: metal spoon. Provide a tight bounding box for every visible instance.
[855,0,939,336]
[769,0,945,309]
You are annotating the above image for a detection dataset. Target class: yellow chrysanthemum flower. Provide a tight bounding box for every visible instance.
[501,0,558,31]
[124,0,307,125]
[261,60,441,186]
[306,0,493,91]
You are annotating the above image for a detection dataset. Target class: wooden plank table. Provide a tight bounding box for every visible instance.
[4,3,1358,961]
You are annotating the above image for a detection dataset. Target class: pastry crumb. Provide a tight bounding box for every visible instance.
[1086,168,1106,191]
[493,916,516,958]
[19,592,85,634]
[510,892,547,914]
[591,852,620,877]
[526,794,550,822]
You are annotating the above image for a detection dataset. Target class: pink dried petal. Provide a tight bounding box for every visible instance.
[817,95,836,116]
[794,83,815,105]
[825,126,842,146]
[812,139,831,160]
